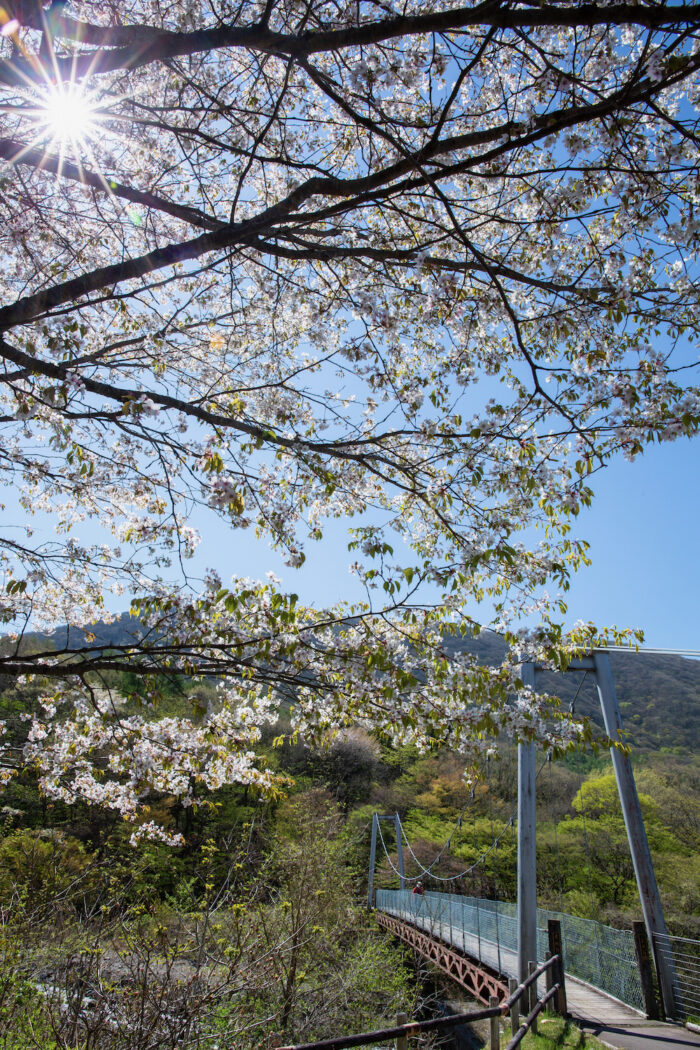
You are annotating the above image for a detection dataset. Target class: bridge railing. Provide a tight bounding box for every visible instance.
[275,953,565,1050]
[375,889,644,1013]
[653,931,700,1020]
[536,905,643,1012]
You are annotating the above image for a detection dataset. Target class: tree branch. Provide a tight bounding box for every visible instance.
[0,137,223,230]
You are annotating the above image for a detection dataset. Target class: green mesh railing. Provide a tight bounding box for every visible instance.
[376,889,644,1012]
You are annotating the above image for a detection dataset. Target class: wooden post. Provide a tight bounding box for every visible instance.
[528,961,538,1034]
[517,662,538,985]
[593,652,678,1019]
[633,920,660,1020]
[547,918,568,1017]
[489,995,500,1050]
[396,1011,408,1050]
[508,976,519,1037]
[545,950,553,993]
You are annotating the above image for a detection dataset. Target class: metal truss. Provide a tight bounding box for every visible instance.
[376,912,509,1005]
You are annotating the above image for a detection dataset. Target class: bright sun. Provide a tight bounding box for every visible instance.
[36,82,101,150]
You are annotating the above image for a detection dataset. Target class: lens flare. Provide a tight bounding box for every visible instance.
[39,82,100,148]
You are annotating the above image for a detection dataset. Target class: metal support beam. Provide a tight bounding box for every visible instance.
[633,920,659,1020]
[375,912,509,1004]
[517,662,538,985]
[367,813,378,909]
[593,651,678,1019]
[394,812,406,890]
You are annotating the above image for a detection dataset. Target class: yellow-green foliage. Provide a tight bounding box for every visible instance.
[0,970,58,1050]
[0,829,91,906]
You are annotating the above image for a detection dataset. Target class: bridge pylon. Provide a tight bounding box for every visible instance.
[592,651,679,1020]
[368,812,405,909]
[517,662,538,985]
[523,652,680,1021]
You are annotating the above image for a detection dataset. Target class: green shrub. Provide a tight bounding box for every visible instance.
[0,829,90,908]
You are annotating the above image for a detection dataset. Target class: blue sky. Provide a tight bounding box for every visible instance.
[186,434,699,651]
[5,427,697,649]
[557,436,699,650]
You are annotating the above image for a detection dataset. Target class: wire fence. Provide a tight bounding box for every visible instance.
[537,905,643,1012]
[375,890,644,1012]
[654,932,700,1021]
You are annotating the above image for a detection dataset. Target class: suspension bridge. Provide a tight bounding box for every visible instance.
[276,650,699,1050]
[366,654,700,1048]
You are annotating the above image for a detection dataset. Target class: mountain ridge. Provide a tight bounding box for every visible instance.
[10,616,699,753]
[441,631,700,752]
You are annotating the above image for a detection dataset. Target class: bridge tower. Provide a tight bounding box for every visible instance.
[592,651,678,1019]
[367,652,679,1019]
[367,812,405,909]
[519,653,679,1019]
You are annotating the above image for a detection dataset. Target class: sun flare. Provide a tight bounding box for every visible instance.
[38,82,100,148]
[10,74,119,194]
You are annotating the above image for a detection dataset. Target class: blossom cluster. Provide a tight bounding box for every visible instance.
[0,0,697,833]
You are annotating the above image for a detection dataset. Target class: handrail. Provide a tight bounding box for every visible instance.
[275,1003,503,1050]
[504,956,557,1007]
[274,955,562,1050]
[376,888,642,1015]
[506,984,560,1050]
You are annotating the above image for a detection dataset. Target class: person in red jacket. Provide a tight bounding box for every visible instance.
[412,881,424,895]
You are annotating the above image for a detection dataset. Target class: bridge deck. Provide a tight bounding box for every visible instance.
[380,901,646,1027]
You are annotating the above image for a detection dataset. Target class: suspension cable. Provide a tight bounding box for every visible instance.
[386,757,548,884]
[569,669,588,716]
[394,814,515,882]
[376,819,414,882]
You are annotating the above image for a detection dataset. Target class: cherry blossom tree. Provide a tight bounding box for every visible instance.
[0,0,699,835]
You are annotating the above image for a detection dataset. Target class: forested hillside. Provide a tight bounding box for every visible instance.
[441,631,700,753]
[0,626,697,1048]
